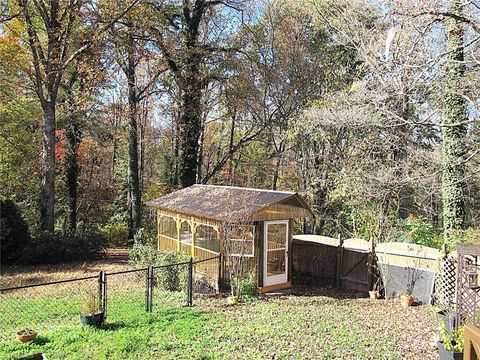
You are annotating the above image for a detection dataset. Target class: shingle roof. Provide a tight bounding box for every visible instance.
[146,184,312,221]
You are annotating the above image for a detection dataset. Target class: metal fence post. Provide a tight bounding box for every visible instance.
[187,258,193,307]
[98,271,103,310]
[217,254,222,293]
[147,266,154,313]
[145,268,150,312]
[102,271,107,319]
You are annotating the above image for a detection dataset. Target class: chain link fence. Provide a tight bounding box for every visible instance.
[0,276,99,338]
[0,255,220,342]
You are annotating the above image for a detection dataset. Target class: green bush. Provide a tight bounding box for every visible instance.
[391,215,442,249]
[0,199,31,264]
[99,222,129,246]
[129,237,189,291]
[445,228,480,253]
[440,323,464,352]
[239,271,259,301]
[18,226,106,265]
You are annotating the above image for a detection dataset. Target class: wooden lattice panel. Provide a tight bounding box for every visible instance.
[456,246,480,328]
[436,257,457,310]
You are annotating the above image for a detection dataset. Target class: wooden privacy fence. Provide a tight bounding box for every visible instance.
[292,235,443,296]
[292,235,373,292]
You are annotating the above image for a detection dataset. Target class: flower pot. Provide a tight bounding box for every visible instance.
[400,294,414,307]
[80,310,105,327]
[16,329,38,343]
[369,291,380,299]
[227,295,239,305]
[437,340,463,360]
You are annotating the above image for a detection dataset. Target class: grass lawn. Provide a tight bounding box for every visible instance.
[0,286,439,360]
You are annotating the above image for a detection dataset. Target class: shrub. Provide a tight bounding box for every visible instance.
[19,227,106,265]
[445,228,480,253]
[0,200,31,264]
[155,251,190,291]
[391,215,442,249]
[99,222,129,247]
[239,271,259,301]
[129,236,189,291]
[440,323,464,352]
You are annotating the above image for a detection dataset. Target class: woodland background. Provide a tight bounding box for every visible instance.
[1,0,479,264]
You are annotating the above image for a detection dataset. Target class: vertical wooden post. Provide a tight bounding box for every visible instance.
[157,211,161,251]
[176,216,181,252]
[336,235,344,288]
[190,217,196,258]
[367,237,374,292]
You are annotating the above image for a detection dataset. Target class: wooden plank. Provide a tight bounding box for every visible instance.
[259,281,291,293]
[340,277,368,286]
[336,236,343,288]
[342,253,368,278]
[288,219,293,283]
[464,324,480,360]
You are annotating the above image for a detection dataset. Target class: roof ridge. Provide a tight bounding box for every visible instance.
[192,184,296,195]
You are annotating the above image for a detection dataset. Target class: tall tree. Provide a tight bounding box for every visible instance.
[151,0,245,187]
[12,0,139,232]
[110,6,166,238]
[15,0,82,231]
[441,0,467,238]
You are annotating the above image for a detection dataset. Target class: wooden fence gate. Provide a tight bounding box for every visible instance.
[336,239,372,292]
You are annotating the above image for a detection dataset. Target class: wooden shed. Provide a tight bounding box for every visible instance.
[146,185,313,293]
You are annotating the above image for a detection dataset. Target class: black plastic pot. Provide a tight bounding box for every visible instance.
[437,341,463,360]
[80,310,104,327]
[437,310,457,337]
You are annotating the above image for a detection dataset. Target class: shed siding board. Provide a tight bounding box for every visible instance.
[288,219,293,283]
[257,221,264,287]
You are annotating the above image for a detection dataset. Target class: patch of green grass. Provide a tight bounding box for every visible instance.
[0,291,436,359]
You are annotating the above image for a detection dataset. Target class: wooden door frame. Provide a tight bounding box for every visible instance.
[263,220,289,287]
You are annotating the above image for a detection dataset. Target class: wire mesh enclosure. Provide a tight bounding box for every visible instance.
[0,255,221,342]
[456,245,480,328]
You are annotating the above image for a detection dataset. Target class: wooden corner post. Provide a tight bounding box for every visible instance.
[336,235,344,288]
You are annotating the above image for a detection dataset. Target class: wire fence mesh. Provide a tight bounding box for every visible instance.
[0,255,221,342]
[0,276,98,340]
[105,268,149,323]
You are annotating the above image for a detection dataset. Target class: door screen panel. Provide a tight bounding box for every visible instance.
[266,223,287,278]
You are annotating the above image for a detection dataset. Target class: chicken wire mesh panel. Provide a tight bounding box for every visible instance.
[104,268,148,323]
[151,263,189,309]
[192,256,220,301]
[0,276,98,341]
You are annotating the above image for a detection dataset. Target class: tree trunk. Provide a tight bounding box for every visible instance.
[272,157,280,190]
[39,102,56,232]
[179,76,202,187]
[126,32,141,239]
[442,0,467,239]
[227,111,236,183]
[196,112,207,183]
[64,119,81,234]
[173,113,180,186]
